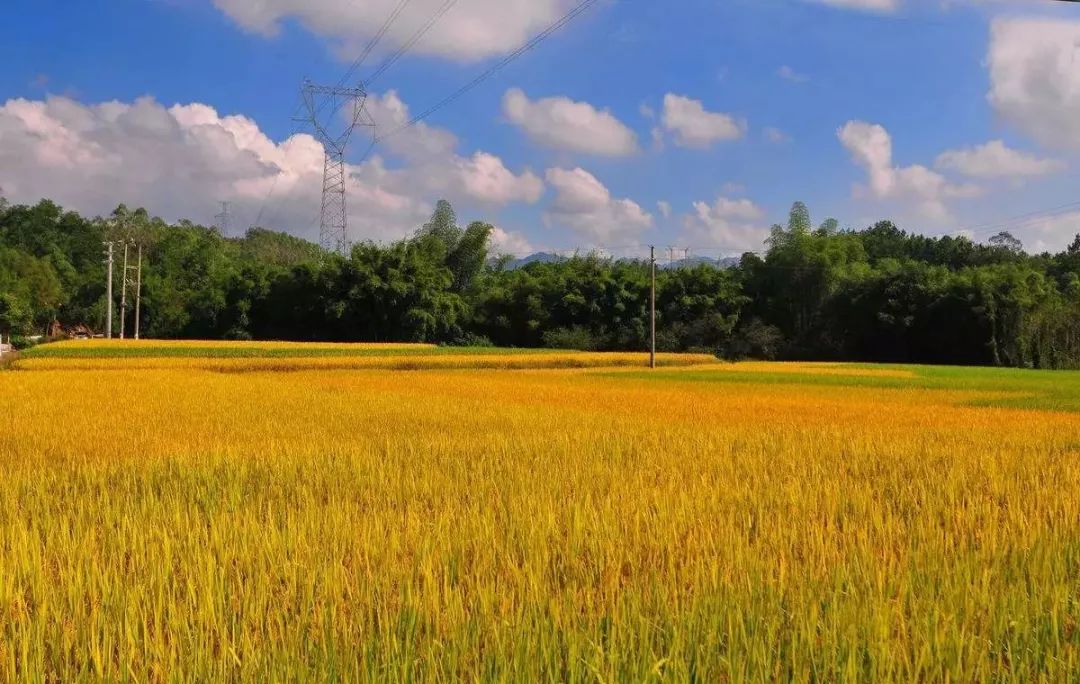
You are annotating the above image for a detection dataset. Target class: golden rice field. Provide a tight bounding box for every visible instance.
[15,342,715,373]
[2,341,1079,681]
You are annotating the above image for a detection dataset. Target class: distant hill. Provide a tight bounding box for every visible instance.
[503,252,568,269]
[502,253,742,270]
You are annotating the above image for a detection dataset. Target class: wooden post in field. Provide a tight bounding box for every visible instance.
[134,244,142,340]
[104,241,114,339]
[120,241,129,340]
[650,245,656,369]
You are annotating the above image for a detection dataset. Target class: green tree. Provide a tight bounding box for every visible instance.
[0,291,31,335]
[989,231,1024,256]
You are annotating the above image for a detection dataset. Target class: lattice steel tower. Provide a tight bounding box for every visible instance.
[296,80,374,254]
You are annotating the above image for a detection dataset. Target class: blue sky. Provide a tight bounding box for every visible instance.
[3,0,1080,256]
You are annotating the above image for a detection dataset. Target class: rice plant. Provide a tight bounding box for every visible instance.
[1,344,1077,681]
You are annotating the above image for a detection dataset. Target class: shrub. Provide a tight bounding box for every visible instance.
[541,326,598,351]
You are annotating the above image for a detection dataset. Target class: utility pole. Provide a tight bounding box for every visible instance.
[650,245,657,369]
[133,243,143,340]
[295,80,374,254]
[119,242,129,340]
[103,241,115,339]
[214,201,231,237]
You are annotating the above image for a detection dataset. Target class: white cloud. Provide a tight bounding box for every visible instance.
[777,65,808,83]
[764,127,791,144]
[0,95,305,229]
[650,126,665,151]
[489,226,535,256]
[988,18,1080,151]
[211,0,575,62]
[0,94,541,244]
[502,88,638,156]
[808,0,898,12]
[660,94,745,149]
[454,151,544,205]
[657,200,672,219]
[680,196,769,254]
[363,91,457,161]
[837,120,980,221]
[544,167,652,242]
[1022,210,1080,253]
[935,140,1064,180]
[364,91,543,206]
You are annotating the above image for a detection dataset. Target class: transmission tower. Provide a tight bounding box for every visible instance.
[295,80,374,254]
[214,201,231,237]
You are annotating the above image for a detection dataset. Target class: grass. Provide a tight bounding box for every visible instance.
[607,361,1080,413]
[1,343,1078,680]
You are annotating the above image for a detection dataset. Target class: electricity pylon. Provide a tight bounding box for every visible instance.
[295,81,374,254]
[214,201,231,237]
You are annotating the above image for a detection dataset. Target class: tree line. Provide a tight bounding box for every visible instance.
[3,196,1080,369]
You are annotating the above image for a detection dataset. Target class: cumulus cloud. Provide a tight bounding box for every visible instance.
[657,200,672,219]
[837,120,980,221]
[363,91,457,161]
[489,226,535,256]
[988,17,1080,151]
[211,0,575,62]
[1019,210,1080,253]
[0,95,306,228]
[365,91,544,206]
[502,88,638,156]
[935,140,1064,180]
[0,94,542,244]
[544,167,653,242]
[680,196,769,254]
[660,94,744,149]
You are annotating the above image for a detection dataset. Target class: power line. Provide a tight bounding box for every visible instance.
[252,168,285,230]
[275,1,453,248]
[336,0,414,89]
[377,0,603,143]
[261,0,413,235]
[938,200,1080,241]
[296,81,373,253]
[257,89,309,230]
[366,0,460,87]
[316,0,416,123]
[276,0,602,238]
